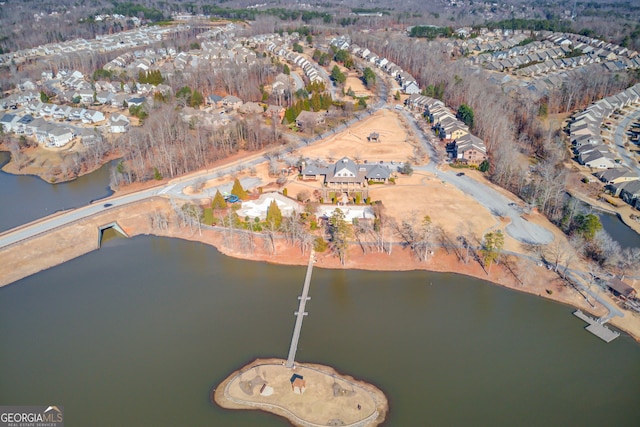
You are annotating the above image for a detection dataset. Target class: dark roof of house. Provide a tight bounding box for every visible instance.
[365,164,391,180]
[301,162,329,176]
[302,158,391,183]
[18,114,34,124]
[619,180,640,196]
[290,374,304,383]
[223,95,242,103]
[0,113,16,123]
[594,167,637,182]
[608,278,637,298]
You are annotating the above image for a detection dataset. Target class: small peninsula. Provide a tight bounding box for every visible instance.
[214,358,388,427]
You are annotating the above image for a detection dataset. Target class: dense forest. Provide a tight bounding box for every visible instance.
[1,0,640,54]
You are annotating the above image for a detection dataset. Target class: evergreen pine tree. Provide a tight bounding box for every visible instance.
[212,190,227,210]
[231,178,249,200]
[265,200,283,229]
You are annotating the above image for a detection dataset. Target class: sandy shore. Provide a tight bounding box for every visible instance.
[214,358,387,427]
[2,108,639,345]
[1,196,638,342]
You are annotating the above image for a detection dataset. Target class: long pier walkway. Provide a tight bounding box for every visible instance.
[285,250,316,368]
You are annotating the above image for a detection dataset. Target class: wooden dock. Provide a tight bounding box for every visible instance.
[573,310,620,343]
[285,250,315,368]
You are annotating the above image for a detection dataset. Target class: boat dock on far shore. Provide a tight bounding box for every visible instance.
[573,310,620,343]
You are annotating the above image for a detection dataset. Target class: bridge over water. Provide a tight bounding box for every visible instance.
[285,250,315,369]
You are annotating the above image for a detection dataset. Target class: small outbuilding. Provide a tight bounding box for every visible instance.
[368,132,380,142]
[607,278,637,300]
[290,374,306,395]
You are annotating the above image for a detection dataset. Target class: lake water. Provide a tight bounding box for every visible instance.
[597,211,640,249]
[0,154,639,426]
[0,151,113,233]
[0,236,639,426]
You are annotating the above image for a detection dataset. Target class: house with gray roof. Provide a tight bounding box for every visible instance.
[580,150,618,169]
[595,167,639,185]
[0,113,20,132]
[617,180,640,208]
[296,111,325,130]
[300,157,391,189]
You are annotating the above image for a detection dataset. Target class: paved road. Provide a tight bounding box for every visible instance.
[612,108,640,173]
[0,166,259,250]
[290,72,304,92]
[402,109,554,245]
[0,53,552,249]
[564,269,624,322]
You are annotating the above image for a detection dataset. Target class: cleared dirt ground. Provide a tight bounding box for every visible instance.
[299,108,419,163]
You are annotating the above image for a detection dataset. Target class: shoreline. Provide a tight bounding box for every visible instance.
[0,197,638,343]
[214,358,388,427]
[567,189,640,236]
[0,147,121,184]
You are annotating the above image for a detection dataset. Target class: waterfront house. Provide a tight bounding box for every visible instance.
[618,180,640,207]
[46,126,74,147]
[607,278,637,299]
[110,114,130,133]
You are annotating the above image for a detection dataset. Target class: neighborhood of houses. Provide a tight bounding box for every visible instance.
[0,23,268,146]
[461,29,640,99]
[329,35,421,95]
[0,69,143,147]
[327,35,488,164]
[1,20,638,214]
[405,93,487,164]
[568,83,640,210]
[265,34,326,85]
[0,23,194,67]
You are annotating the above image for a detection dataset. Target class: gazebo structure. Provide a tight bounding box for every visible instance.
[290,374,306,394]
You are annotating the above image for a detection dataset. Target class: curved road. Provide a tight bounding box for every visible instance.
[612,108,640,173]
[0,53,553,249]
[401,109,554,245]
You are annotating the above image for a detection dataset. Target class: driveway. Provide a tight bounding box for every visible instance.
[403,110,554,245]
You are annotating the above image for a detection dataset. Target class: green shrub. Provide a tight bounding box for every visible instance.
[314,236,328,252]
[203,208,214,225]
